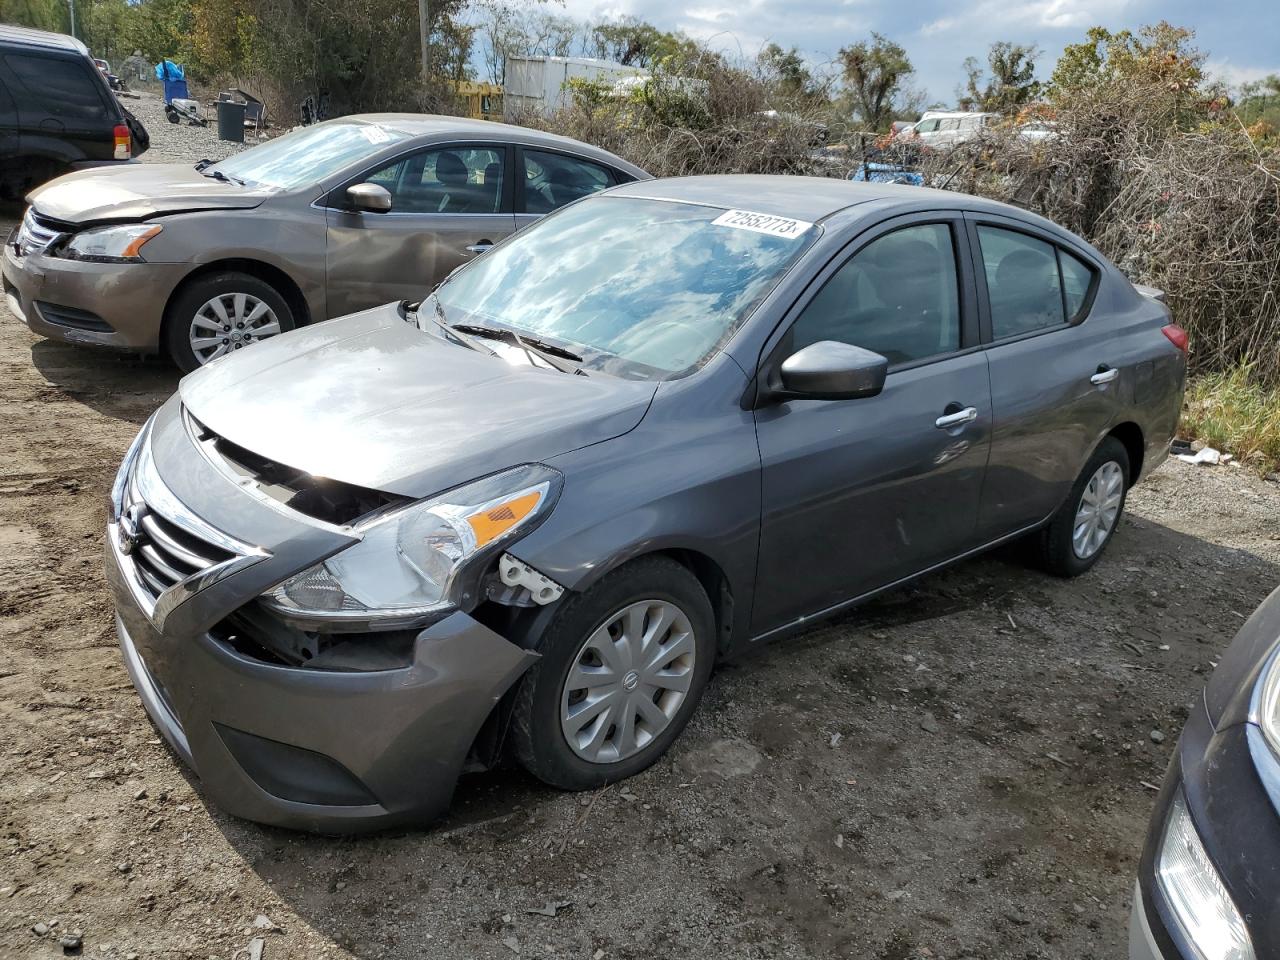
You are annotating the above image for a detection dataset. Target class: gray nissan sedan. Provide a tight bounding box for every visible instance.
[3,114,647,371]
[106,175,1187,832]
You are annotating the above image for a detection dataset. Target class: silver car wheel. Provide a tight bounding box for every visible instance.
[560,599,696,764]
[188,293,281,365]
[1072,460,1124,559]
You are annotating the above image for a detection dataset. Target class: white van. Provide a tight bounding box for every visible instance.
[899,111,998,148]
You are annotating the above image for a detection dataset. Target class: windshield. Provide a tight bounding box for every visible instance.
[435,197,817,378]
[205,121,411,190]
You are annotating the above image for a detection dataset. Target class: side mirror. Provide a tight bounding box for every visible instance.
[346,182,392,213]
[773,341,888,402]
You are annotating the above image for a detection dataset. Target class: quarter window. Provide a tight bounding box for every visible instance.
[1059,248,1095,319]
[790,223,961,365]
[365,147,505,214]
[977,226,1066,338]
[523,150,614,214]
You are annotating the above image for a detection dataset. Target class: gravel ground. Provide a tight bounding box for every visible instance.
[3,112,1280,960]
[124,87,262,164]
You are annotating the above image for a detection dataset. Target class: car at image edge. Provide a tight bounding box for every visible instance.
[0,25,147,198]
[1130,584,1280,960]
[104,175,1188,833]
[2,114,647,370]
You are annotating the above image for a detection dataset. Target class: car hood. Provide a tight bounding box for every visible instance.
[29,163,272,224]
[178,303,659,499]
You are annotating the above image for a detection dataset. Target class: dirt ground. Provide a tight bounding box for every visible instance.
[4,149,1280,960]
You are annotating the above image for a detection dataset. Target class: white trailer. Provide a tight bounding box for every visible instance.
[503,55,647,118]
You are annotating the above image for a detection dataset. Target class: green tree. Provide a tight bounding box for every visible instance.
[838,33,913,131]
[960,41,1040,112]
[0,0,67,33]
[1049,22,1204,99]
[585,16,697,69]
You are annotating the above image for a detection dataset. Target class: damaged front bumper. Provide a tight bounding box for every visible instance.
[105,402,539,833]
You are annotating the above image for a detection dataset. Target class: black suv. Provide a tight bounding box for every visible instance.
[0,25,149,199]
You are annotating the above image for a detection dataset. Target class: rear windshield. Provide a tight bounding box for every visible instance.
[435,196,818,378]
[206,121,411,191]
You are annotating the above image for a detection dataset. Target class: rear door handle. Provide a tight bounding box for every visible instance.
[465,241,493,254]
[935,406,978,429]
[1090,366,1119,385]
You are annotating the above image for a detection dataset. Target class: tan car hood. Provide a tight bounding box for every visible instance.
[29,163,272,224]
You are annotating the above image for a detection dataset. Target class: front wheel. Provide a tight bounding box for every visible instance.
[1038,437,1130,577]
[164,271,294,373]
[511,556,715,790]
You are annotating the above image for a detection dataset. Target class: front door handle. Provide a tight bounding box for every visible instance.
[1090,366,1119,385]
[465,241,493,254]
[935,406,978,429]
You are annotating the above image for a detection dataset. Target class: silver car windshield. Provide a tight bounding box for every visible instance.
[434,197,818,378]
[205,121,411,190]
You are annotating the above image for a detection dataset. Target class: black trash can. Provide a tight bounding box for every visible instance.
[217,100,246,142]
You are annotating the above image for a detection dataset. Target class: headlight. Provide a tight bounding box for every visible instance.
[1155,790,1255,960]
[1255,649,1280,755]
[109,413,155,521]
[62,223,162,262]
[261,464,561,626]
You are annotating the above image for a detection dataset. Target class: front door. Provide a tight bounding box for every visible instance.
[751,216,992,636]
[324,143,516,317]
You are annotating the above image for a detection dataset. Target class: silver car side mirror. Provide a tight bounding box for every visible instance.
[346,182,393,213]
[774,341,888,402]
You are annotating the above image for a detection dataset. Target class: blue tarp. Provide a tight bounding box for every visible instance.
[155,59,190,102]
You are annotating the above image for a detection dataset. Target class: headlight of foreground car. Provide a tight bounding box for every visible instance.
[62,224,162,262]
[261,464,562,625]
[1155,790,1255,960]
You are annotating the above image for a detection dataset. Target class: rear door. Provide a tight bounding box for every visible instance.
[751,213,992,635]
[0,59,18,164]
[2,49,118,162]
[966,213,1117,540]
[513,147,622,233]
[324,142,516,315]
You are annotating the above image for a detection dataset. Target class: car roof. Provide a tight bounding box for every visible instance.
[0,24,88,54]
[606,175,1056,227]
[339,114,650,178]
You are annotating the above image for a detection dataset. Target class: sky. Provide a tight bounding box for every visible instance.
[553,0,1280,105]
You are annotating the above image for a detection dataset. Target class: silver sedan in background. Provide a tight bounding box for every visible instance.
[2,115,648,370]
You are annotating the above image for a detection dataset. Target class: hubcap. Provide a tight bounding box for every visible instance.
[1072,460,1124,559]
[189,293,281,365]
[560,599,696,764]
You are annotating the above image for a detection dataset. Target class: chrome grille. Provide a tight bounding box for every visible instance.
[14,207,66,257]
[117,449,240,604]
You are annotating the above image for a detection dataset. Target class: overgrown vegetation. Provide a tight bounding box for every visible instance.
[1183,365,1280,473]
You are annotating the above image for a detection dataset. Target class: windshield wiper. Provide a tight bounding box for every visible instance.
[201,167,246,186]
[451,323,587,376]
[194,158,214,172]
[409,298,499,357]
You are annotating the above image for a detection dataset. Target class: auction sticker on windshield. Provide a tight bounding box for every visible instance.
[360,125,394,145]
[711,209,814,239]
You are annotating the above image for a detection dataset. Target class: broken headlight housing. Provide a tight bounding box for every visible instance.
[261,464,561,627]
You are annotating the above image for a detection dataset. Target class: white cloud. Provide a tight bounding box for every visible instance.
[1204,58,1280,88]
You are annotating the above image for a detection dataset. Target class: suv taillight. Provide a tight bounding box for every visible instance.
[113,123,131,160]
[1161,323,1189,354]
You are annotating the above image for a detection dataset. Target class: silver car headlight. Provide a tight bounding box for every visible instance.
[261,464,561,625]
[62,223,162,262]
[1155,790,1255,960]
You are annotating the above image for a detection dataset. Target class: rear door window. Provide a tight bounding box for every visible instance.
[5,52,111,123]
[522,150,614,214]
[1059,248,1096,319]
[976,226,1066,338]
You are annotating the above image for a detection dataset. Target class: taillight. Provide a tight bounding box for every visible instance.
[113,123,131,160]
[1161,323,1189,354]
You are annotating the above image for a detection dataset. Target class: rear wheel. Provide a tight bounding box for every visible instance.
[164,271,294,373]
[1038,437,1130,577]
[511,556,715,790]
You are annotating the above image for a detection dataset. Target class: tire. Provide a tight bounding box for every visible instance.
[1038,436,1130,577]
[163,271,295,373]
[511,556,716,791]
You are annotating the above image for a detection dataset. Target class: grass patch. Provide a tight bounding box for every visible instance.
[1182,364,1280,473]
